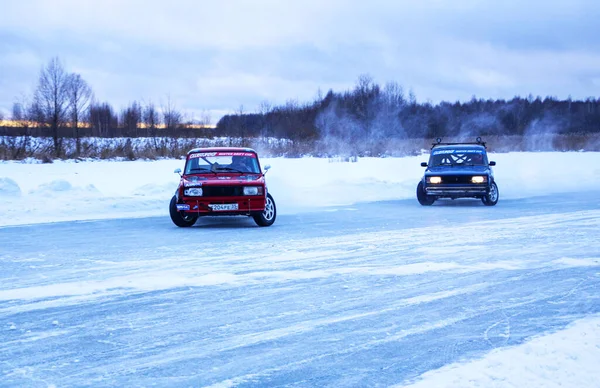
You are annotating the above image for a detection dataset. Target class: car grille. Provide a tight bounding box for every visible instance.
[439,175,476,184]
[202,186,244,197]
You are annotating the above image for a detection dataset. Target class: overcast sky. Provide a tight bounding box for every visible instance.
[1,0,599,122]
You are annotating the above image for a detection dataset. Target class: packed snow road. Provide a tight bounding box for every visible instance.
[1,192,600,387]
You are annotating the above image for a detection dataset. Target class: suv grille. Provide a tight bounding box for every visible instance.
[440,175,476,184]
[202,186,244,197]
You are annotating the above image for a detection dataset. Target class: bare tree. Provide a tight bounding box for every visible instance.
[11,102,24,121]
[257,100,272,138]
[258,100,272,115]
[235,104,247,145]
[198,109,212,127]
[408,88,417,106]
[162,95,182,130]
[67,73,93,155]
[89,101,118,136]
[143,101,161,149]
[120,101,142,135]
[5,96,35,159]
[383,81,405,107]
[143,101,160,130]
[33,57,70,157]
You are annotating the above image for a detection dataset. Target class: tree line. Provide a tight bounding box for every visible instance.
[4,57,211,157]
[3,58,600,158]
[215,74,600,155]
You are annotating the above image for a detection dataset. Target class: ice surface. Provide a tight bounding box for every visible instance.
[1,152,600,386]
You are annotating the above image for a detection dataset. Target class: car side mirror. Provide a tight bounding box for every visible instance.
[489,161,496,166]
[420,162,428,167]
[264,164,271,172]
[174,168,182,175]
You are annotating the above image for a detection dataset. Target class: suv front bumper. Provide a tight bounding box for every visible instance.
[425,184,488,197]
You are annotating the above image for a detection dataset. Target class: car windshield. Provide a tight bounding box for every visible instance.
[184,151,261,174]
[429,148,487,167]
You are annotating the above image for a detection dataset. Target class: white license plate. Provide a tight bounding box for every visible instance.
[209,203,239,211]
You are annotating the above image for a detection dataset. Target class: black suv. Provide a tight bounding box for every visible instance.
[417,138,499,206]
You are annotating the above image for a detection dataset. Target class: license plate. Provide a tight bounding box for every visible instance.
[209,203,239,211]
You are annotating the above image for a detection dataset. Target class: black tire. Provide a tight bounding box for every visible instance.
[253,193,276,227]
[169,196,198,227]
[482,182,499,206]
[416,181,435,206]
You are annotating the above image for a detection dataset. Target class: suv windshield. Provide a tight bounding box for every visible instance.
[429,148,487,167]
[185,151,260,174]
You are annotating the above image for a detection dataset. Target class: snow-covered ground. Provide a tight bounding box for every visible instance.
[1,152,600,387]
[1,151,600,226]
[400,315,600,388]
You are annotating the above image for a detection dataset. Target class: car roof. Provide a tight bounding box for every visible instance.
[431,144,487,151]
[186,147,257,155]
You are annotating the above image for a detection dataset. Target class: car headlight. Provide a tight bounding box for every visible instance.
[184,179,201,187]
[243,186,263,195]
[427,176,442,184]
[184,188,203,196]
[471,176,487,183]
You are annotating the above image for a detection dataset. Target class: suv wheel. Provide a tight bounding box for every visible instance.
[169,196,198,227]
[482,182,499,206]
[253,193,276,226]
[416,181,435,206]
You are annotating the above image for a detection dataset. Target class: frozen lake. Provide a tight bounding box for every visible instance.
[2,191,599,387]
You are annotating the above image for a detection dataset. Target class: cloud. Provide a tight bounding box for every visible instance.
[0,0,349,50]
[1,0,599,121]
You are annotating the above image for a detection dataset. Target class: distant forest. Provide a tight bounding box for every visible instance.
[1,58,599,158]
[216,74,600,141]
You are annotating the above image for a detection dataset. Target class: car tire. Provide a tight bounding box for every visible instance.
[416,181,435,206]
[482,182,499,206]
[253,193,276,227]
[169,196,198,227]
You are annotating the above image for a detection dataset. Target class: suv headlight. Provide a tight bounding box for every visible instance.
[243,186,263,195]
[471,176,487,183]
[184,188,203,196]
[427,176,442,184]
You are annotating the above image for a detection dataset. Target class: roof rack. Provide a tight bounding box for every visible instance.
[431,137,487,149]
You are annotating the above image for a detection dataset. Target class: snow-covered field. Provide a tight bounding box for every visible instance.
[1,152,600,387]
[1,152,600,226]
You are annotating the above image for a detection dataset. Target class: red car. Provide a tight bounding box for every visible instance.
[169,147,276,227]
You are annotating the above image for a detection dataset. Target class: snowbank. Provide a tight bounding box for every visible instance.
[0,152,599,226]
[398,315,600,388]
[0,177,21,197]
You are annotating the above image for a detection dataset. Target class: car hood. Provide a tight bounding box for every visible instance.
[183,174,265,186]
[426,165,490,176]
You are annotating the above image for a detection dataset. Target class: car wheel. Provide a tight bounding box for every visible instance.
[416,181,435,206]
[482,182,499,206]
[169,196,198,227]
[253,193,276,227]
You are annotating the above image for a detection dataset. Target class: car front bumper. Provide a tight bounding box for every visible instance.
[177,196,267,215]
